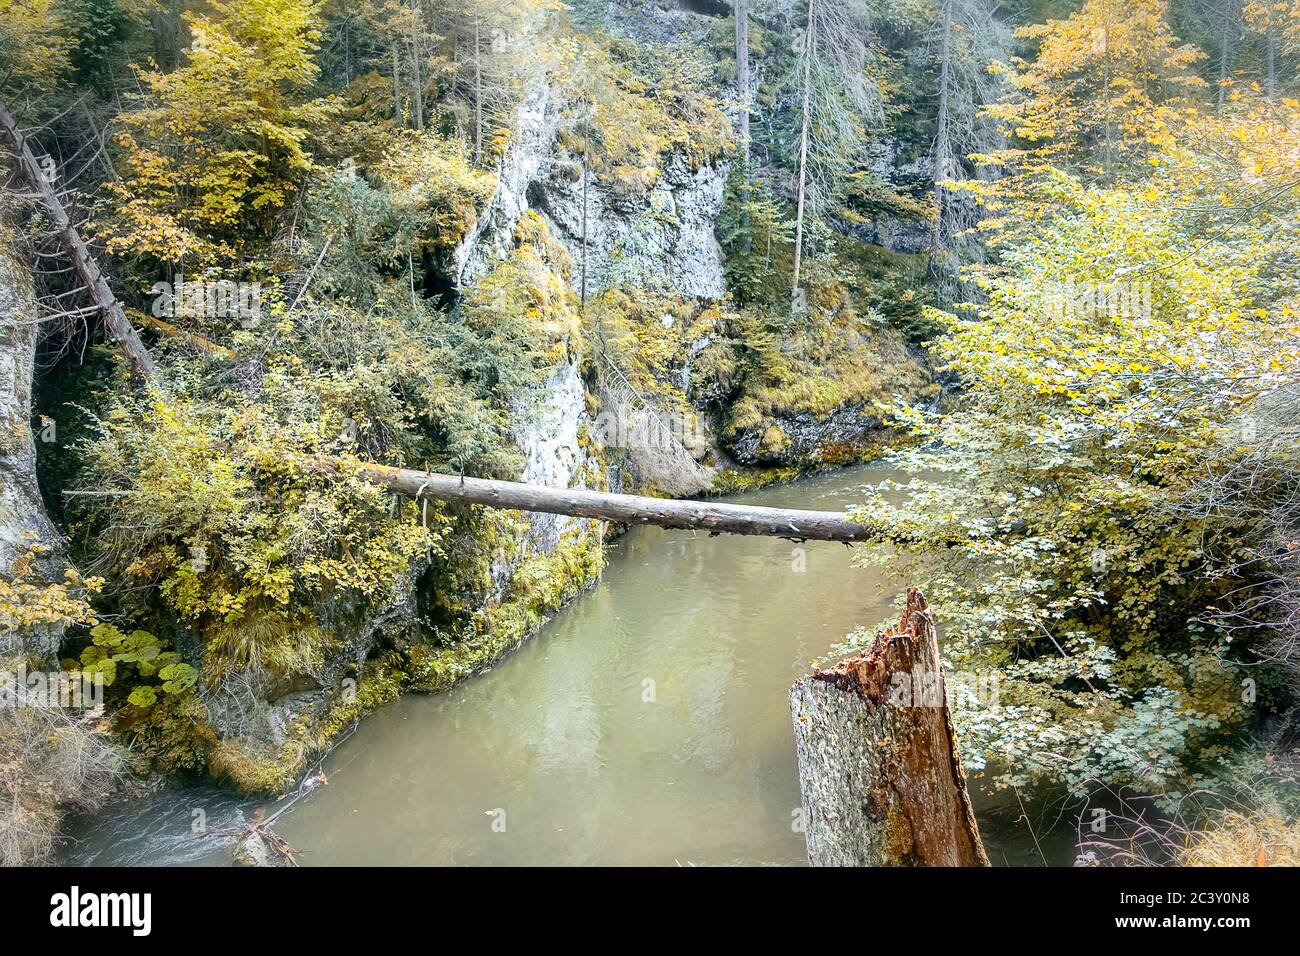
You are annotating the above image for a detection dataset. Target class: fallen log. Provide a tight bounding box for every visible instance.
[790,588,988,866]
[0,103,161,386]
[0,107,875,545]
[355,463,874,542]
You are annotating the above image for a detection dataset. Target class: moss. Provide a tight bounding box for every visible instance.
[407,524,605,693]
[208,740,299,796]
[758,424,788,458]
[202,654,406,795]
[710,465,802,494]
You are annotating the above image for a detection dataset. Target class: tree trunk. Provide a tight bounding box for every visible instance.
[1101,4,1114,175]
[790,588,989,866]
[735,0,750,168]
[580,145,589,310]
[150,1,181,73]
[392,44,402,125]
[410,35,425,132]
[473,19,483,165]
[1217,0,1235,112]
[928,0,954,279]
[791,0,814,301]
[1266,24,1277,100]
[0,105,160,386]
[353,464,873,542]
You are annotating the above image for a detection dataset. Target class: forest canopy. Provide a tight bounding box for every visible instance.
[1,0,1298,867]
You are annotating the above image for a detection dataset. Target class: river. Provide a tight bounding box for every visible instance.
[62,464,1073,866]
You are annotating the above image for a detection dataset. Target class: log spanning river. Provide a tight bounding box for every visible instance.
[63,465,1073,866]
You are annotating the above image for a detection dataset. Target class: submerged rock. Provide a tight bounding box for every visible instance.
[726,403,887,468]
[232,827,294,867]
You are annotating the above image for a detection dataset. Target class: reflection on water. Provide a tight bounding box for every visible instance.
[64,465,1074,866]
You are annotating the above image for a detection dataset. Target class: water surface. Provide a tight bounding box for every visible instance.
[64,465,1070,866]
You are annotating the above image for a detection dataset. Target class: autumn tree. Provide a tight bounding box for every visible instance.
[986,0,1206,180]
[99,0,336,272]
[855,90,1300,797]
[0,0,71,110]
[1243,0,1300,96]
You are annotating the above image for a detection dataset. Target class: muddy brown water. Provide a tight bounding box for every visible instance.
[62,464,1074,866]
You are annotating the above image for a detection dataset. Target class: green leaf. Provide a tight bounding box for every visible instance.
[159,663,198,694]
[90,623,126,648]
[127,685,157,708]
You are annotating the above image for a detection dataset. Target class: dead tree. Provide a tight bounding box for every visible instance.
[0,104,160,385]
[355,463,872,542]
[790,588,988,866]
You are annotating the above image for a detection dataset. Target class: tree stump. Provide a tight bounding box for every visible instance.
[790,588,988,866]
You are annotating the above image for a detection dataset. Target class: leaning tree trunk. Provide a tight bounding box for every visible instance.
[790,588,988,866]
[0,104,160,386]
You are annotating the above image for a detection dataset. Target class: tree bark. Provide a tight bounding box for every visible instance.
[735,0,750,168]
[392,44,402,125]
[1265,23,1277,100]
[791,0,814,301]
[354,464,873,542]
[473,18,483,164]
[790,588,989,866]
[1217,0,1236,112]
[410,30,425,132]
[580,142,589,310]
[0,104,160,386]
[928,0,954,280]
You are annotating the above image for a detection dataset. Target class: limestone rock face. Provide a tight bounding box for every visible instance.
[531,151,728,301]
[0,241,66,663]
[452,83,729,302]
[726,403,888,468]
[511,357,589,554]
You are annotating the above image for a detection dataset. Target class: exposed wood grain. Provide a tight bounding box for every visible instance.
[791,588,989,866]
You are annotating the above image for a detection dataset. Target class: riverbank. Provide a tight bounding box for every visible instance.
[61,463,1074,866]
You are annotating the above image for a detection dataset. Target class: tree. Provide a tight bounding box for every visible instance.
[1212,0,1243,109]
[99,0,337,271]
[0,0,70,109]
[790,0,886,301]
[986,0,1206,179]
[1243,1,1299,97]
[427,0,557,166]
[853,90,1300,797]
[735,0,751,170]
[373,0,439,132]
[926,0,1012,299]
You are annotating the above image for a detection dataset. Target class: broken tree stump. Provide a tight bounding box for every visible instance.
[790,588,988,866]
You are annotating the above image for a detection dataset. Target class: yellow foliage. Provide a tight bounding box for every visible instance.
[98,0,338,268]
